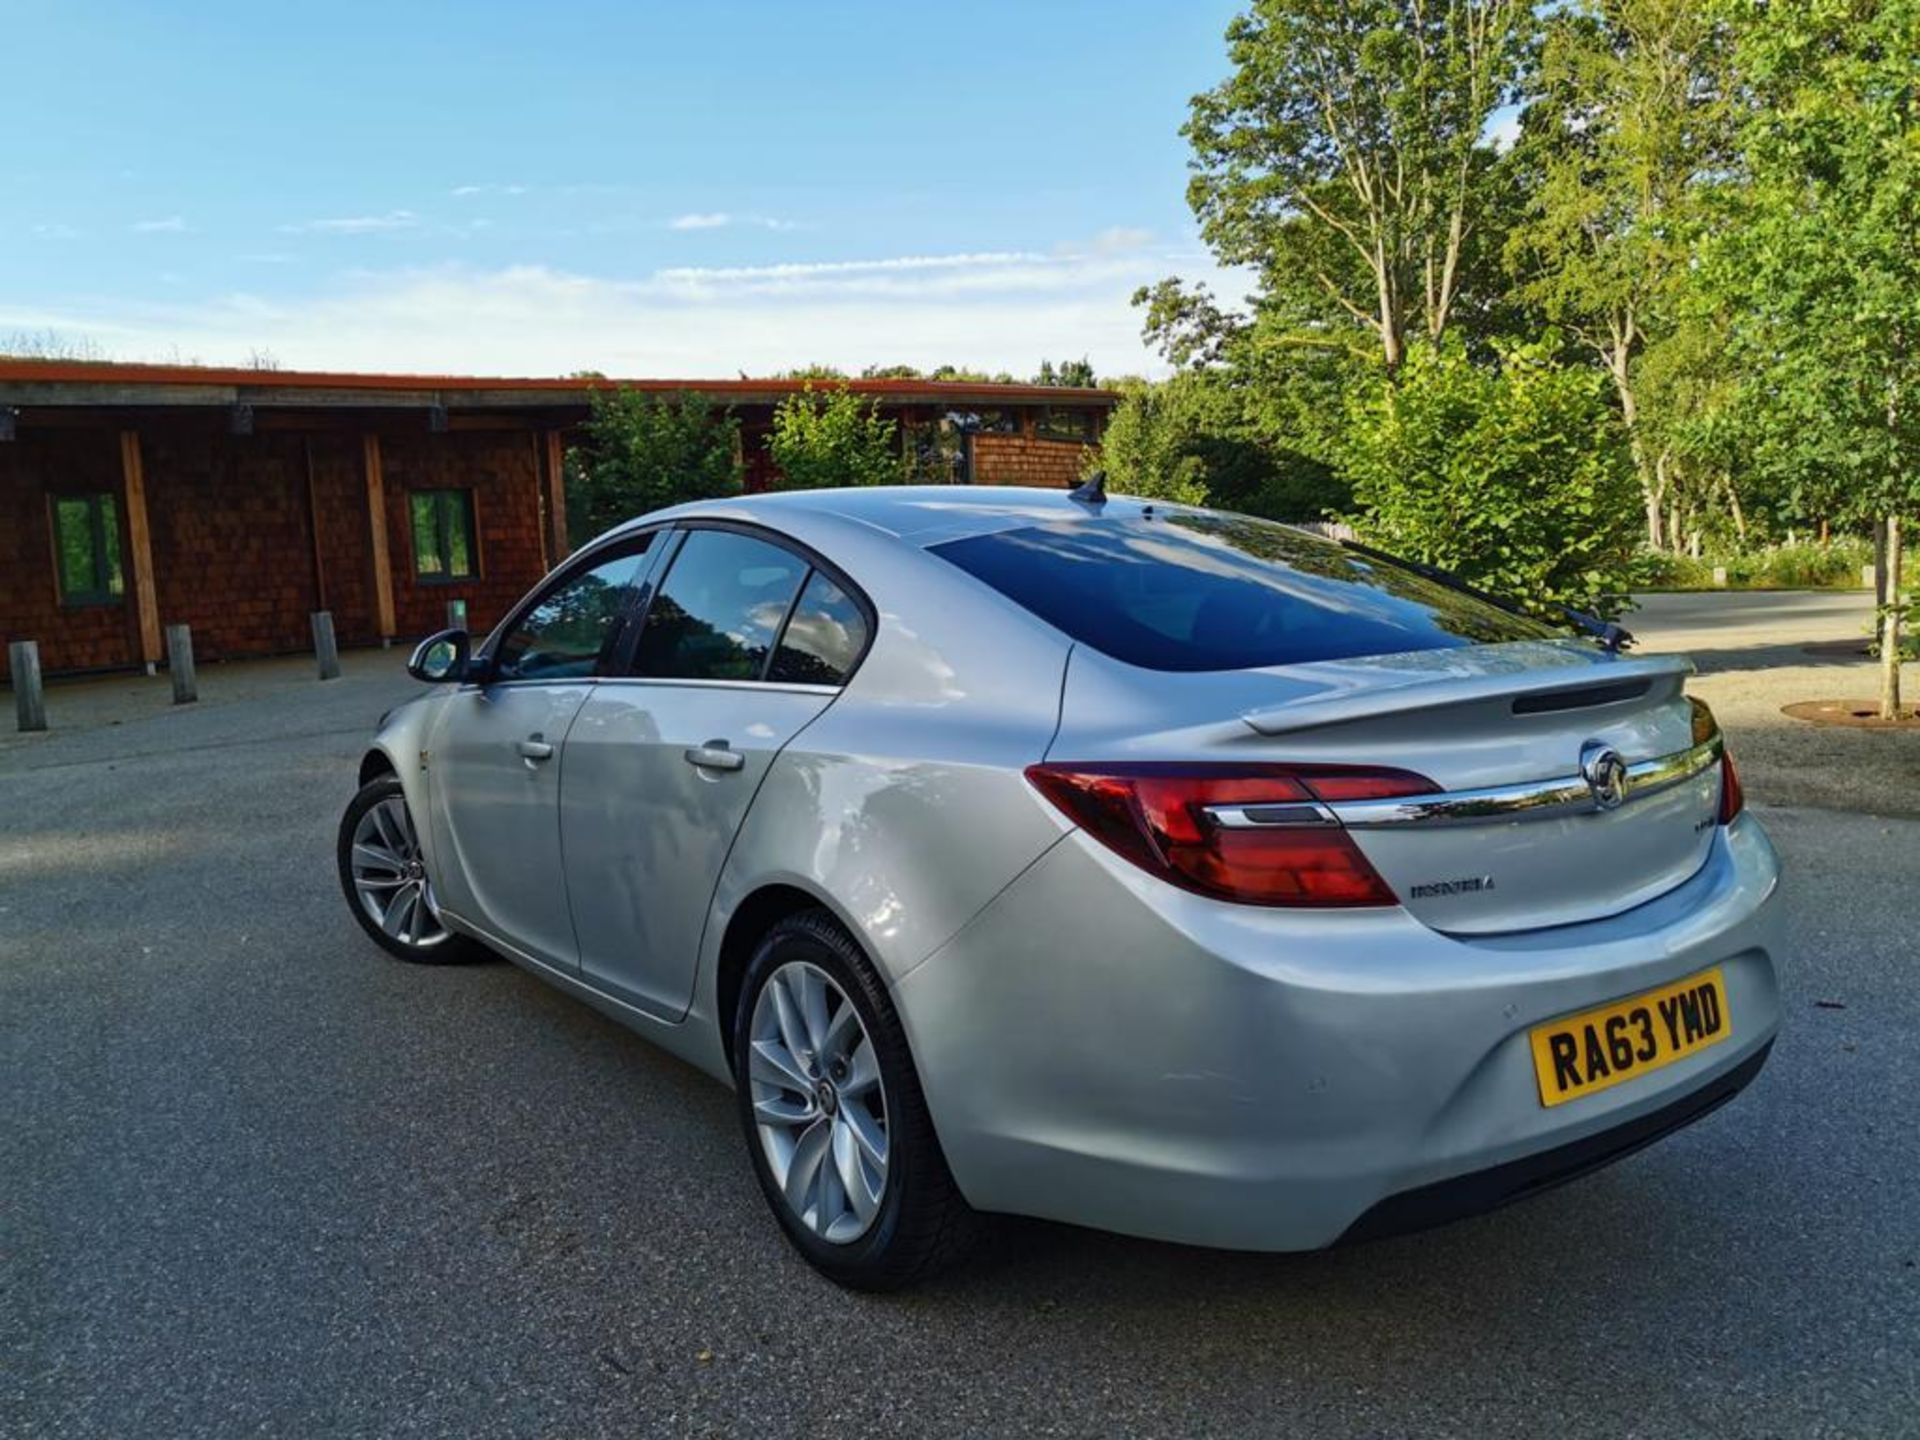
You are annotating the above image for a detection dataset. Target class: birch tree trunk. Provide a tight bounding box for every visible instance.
[1881,514,1904,721]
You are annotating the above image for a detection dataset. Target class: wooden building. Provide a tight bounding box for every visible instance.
[0,362,1115,679]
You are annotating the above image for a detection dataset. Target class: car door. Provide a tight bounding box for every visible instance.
[427,535,660,969]
[559,524,872,1019]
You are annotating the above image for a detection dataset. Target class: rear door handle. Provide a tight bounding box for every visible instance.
[516,737,554,762]
[684,741,745,773]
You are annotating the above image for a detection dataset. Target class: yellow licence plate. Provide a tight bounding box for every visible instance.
[1529,967,1731,1108]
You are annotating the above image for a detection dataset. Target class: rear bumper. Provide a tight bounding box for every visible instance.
[893,812,1784,1251]
[1338,1038,1772,1244]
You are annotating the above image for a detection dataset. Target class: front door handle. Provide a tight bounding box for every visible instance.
[684,740,745,773]
[516,736,554,762]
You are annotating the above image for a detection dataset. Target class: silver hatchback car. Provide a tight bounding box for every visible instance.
[338,486,1783,1289]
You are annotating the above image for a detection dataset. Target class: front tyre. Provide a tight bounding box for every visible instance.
[336,775,478,964]
[733,910,979,1290]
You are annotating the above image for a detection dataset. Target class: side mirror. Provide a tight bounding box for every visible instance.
[407,628,470,683]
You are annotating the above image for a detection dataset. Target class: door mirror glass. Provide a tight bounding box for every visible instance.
[408,628,469,683]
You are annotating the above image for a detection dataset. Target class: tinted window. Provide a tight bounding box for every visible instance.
[769,571,868,686]
[494,541,652,681]
[930,513,1554,672]
[631,530,807,681]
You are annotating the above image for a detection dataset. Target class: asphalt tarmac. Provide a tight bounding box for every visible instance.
[4,601,1915,1439]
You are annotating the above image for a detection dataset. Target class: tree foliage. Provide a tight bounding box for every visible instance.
[1505,0,1733,546]
[1093,370,1350,517]
[1126,0,1912,704]
[1088,378,1217,507]
[1342,338,1643,616]
[567,388,741,538]
[767,385,909,490]
[1036,357,1098,387]
[1701,0,1920,713]
[1183,0,1533,368]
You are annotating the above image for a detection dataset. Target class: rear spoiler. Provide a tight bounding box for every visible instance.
[1241,653,1695,737]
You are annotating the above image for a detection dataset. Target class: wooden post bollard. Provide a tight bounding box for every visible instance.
[312,610,341,681]
[165,624,197,704]
[446,598,468,632]
[9,640,46,732]
[1864,563,1877,590]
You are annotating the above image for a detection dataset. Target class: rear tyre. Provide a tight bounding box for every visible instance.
[336,775,479,964]
[733,909,980,1290]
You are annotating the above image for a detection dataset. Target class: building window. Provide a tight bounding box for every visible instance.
[1035,408,1095,442]
[49,493,125,606]
[409,489,477,582]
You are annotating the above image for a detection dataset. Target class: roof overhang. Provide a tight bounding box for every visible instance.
[0,360,1118,416]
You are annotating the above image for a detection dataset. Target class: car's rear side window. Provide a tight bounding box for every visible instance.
[928,513,1553,672]
[768,571,868,686]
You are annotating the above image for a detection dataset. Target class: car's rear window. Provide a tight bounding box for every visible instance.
[928,512,1554,672]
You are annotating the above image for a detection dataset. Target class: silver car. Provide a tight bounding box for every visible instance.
[337,486,1783,1289]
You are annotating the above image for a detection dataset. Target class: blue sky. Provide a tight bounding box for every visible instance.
[0,0,1248,377]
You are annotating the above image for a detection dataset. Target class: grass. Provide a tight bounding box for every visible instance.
[1633,540,1897,592]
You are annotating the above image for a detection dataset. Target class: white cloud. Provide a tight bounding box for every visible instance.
[654,251,1053,289]
[32,223,81,239]
[1089,226,1154,254]
[279,210,420,234]
[668,211,800,232]
[0,235,1227,378]
[236,252,298,264]
[451,183,526,198]
[132,216,188,234]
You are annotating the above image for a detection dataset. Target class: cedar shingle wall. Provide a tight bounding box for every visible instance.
[381,432,549,641]
[2,426,555,680]
[0,431,137,680]
[309,435,377,646]
[971,434,1094,489]
[144,432,316,661]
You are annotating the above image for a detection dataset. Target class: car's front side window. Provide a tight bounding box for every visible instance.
[629,529,808,682]
[492,538,654,682]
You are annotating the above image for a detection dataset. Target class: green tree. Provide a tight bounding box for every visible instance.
[1181,0,1533,369]
[1505,0,1733,548]
[566,388,741,538]
[1036,357,1098,387]
[1087,378,1215,507]
[1343,337,1642,617]
[1707,0,1919,716]
[1095,366,1352,519]
[767,385,909,489]
[928,363,1017,383]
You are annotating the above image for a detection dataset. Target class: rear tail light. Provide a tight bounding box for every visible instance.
[1718,749,1745,823]
[1024,763,1437,908]
[1695,698,1744,823]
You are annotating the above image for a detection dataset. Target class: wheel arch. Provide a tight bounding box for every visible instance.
[358,747,399,786]
[715,881,859,1070]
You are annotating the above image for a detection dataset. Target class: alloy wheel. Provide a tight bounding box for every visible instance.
[748,960,891,1243]
[348,796,450,950]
